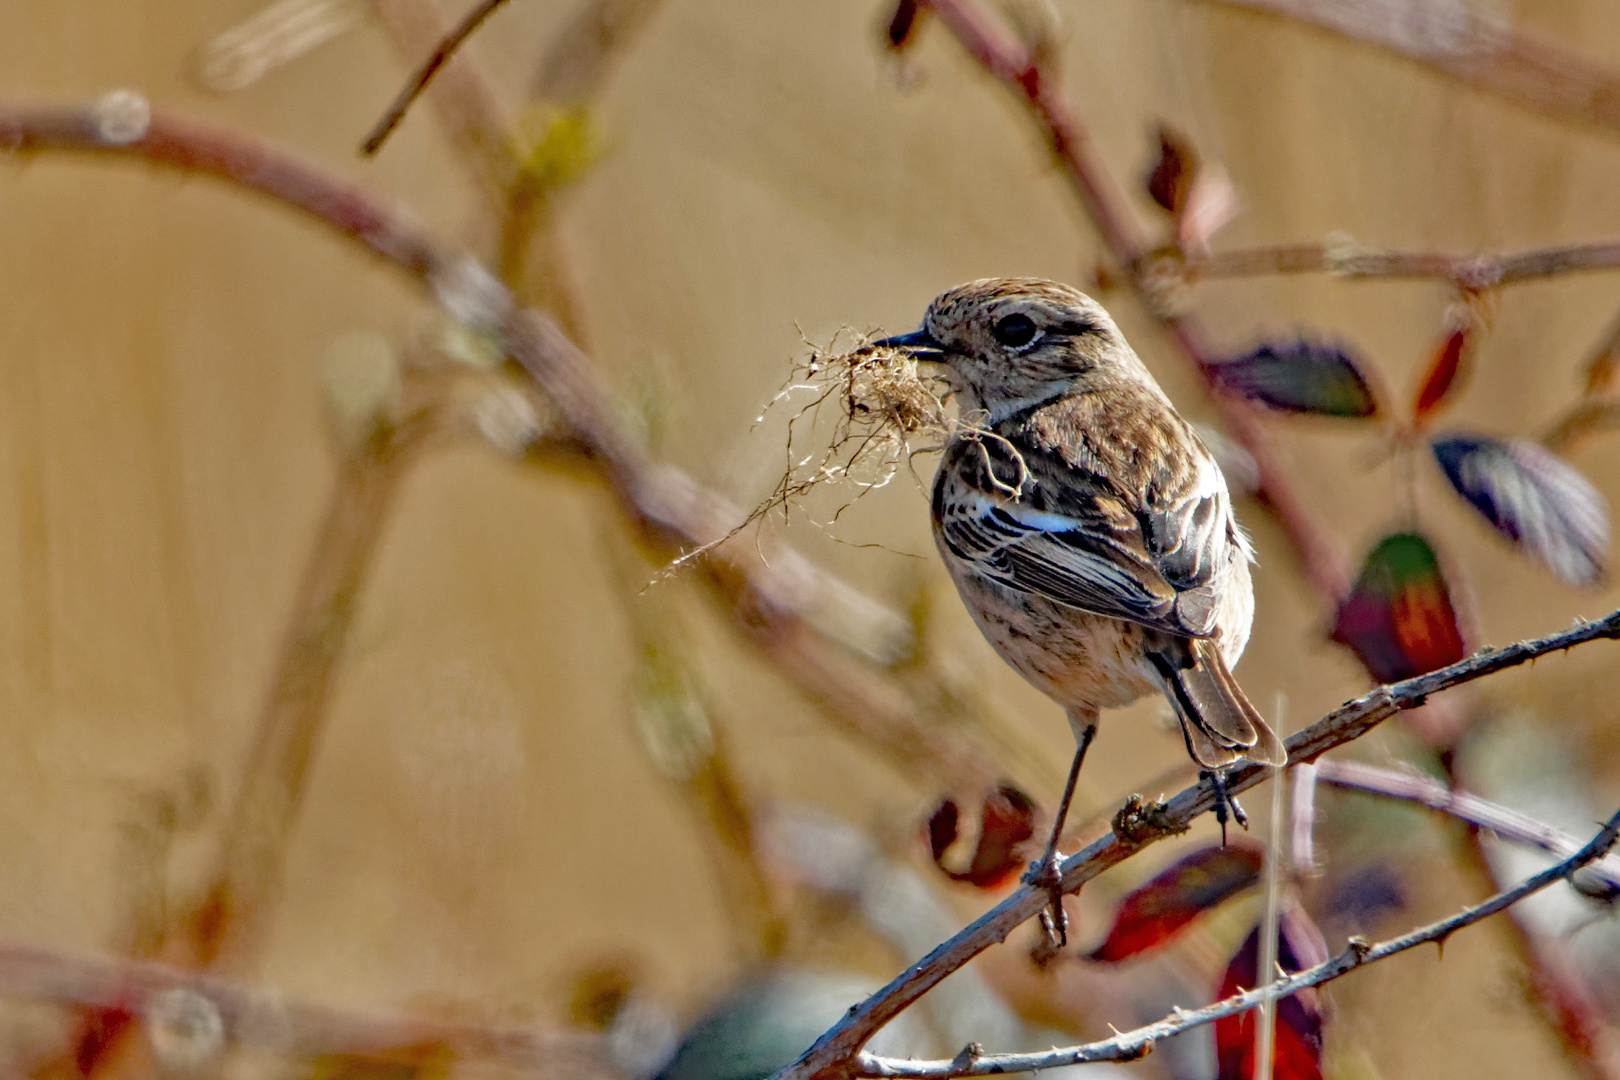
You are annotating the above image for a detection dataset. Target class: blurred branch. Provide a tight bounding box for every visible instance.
[772,607,1620,1080]
[0,99,998,793]
[530,0,667,102]
[1202,0,1620,139]
[185,399,445,971]
[365,0,519,195]
[1315,758,1620,891]
[855,804,1620,1078]
[0,941,617,1075]
[1185,238,1620,288]
[360,0,516,155]
[919,0,1352,603]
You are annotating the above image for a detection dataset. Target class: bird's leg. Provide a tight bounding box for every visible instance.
[1027,714,1097,949]
[1202,768,1248,845]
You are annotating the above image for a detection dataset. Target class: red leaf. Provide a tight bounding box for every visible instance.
[1412,317,1471,425]
[1145,123,1199,217]
[1086,845,1263,962]
[926,784,1036,889]
[1331,532,1466,684]
[886,0,923,49]
[1432,433,1609,587]
[1214,908,1329,1080]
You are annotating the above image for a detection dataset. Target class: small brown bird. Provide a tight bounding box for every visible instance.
[878,278,1285,940]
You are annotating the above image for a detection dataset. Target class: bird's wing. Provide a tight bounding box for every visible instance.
[934,434,1232,638]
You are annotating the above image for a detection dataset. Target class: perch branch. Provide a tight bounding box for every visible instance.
[856,803,1620,1078]
[772,607,1620,1080]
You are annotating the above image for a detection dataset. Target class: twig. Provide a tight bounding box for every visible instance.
[1202,0,1620,139]
[360,0,515,155]
[1185,239,1620,288]
[0,941,616,1075]
[772,607,1620,1080]
[854,804,1620,1078]
[530,0,667,102]
[919,0,1353,604]
[0,99,997,794]
[184,413,440,970]
[1315,758,1620,891]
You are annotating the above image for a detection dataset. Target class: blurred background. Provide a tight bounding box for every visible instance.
[2,0,1620,1077]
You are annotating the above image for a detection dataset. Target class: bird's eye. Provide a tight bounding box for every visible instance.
[990,313,1040,350]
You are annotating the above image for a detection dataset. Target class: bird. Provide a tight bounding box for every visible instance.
[875,278,1286,944]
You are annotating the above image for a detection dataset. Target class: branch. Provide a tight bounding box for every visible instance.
[1202,0,1620,139]
[773,607,1620,1080]
[857,803,1620,1078]
[360,0,516,156]
[0,941,616,1075]
[1185,239,1620,288]
[0,99,997,795]
[921,0,1353,603]
[1314,758,1620,891]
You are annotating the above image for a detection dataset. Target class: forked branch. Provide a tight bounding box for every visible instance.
[773,606,1620,1080]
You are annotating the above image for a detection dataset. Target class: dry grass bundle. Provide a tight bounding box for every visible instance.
[663,333,957,575]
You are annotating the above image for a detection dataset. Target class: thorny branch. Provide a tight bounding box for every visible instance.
[856,804,1620,1078]
[773,607,1620,1080]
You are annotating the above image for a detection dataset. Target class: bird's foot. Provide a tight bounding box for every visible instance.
[1023,853,1069,949]
[1202,769,1248,846]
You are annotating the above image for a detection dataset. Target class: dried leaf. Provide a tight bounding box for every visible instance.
[1214,907,1329,1080]
[1332,532,1466,684]
[1412,317,1471,424]
[926,784,1036,889]
[1145,123,1199,217]
[886,0,922,49]
[1432,433,1610,586]
[1208,341,1378,418]
[1087,844,1263,962]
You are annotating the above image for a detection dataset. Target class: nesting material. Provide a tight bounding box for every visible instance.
[663,334,962,576]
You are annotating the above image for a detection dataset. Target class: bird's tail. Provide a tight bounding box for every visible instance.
[1150,639,1287,769]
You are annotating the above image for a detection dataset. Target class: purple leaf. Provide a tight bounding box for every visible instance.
[1208,341,1378,418]
[1432,433,1609,587]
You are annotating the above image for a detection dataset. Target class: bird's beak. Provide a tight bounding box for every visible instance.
[872,327,946,360]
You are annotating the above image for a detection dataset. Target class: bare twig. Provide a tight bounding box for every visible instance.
[1202,0,1620,139]
[1314,758,1620,891]
[185,412,441,971]
[530,0,667,102]
[0,941,617,1075]
[360,0,516,155]
[0,100,996,795]
[363,0,518,196]
[773,608,1620,1080]
[854,804,1620,1078]
[1185,239,1620,288]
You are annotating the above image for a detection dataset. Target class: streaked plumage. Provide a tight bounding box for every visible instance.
[880,278,1283,887]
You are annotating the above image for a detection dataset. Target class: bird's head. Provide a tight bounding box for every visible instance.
[876,278,1156,423]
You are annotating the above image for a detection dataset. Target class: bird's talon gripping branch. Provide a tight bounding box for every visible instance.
[1204,769,1248,845]
[1025,854,1070,948]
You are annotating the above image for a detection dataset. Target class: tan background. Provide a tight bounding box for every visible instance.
[2,1,1619,1077]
